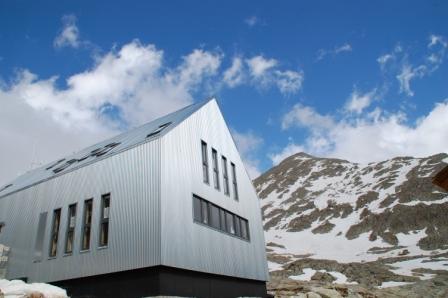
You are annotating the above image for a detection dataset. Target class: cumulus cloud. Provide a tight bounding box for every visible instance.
[54,14,81,48]
[245,55,304,95]
[246,56,278,78]
[316,43,352,61]
[345,88,376,114]
[231,130,263,178]
[282,104,334,131]
[275,100,448,164]
[269,143,305,165]
[223,57,245,87]
[0,41,227,185]
[274,70,304,95]
[0,37,306,185]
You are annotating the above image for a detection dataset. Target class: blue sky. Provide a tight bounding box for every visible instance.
[0,0,447,184]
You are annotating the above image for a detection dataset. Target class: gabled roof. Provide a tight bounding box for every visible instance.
[0,98,214,198]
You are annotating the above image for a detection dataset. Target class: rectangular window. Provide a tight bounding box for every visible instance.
[99,193,110,247]
[241,218,250,240]
[192,194,249,241]
[201,141,209,184]
[49,209,61,258]
[212,148,220,190]
[222,156,230,196]
[81,199,93,251]
[219,209,226,231]
[231,162,239,200]
[226,211,235,234]
[64,204,77,254]
[210,204,220,229]
[193,195,202,222]
[201,200,209,224]
[34,212,47,262]
[234,215,241,237]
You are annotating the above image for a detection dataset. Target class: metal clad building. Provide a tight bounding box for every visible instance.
[0,98,269,298]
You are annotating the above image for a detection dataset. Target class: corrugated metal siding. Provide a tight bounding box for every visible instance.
[0,140,162,282]
[160,100,269,281]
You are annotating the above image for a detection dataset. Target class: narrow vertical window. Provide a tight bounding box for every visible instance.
[193,195,202,222]
[241,218,250,240]
[34,212,47,262]
[210,204,220,229]
[219,209,226,231]
[201,141,209,184]
[226,211,235,234]
[231,162,239,200]
[64,204,77,254]
[212,149,220,190]
[99,193,110,247]
[81,199,93,251]
[222,156,230,196]
[201,200,209,224]
[49,209,61,257]
[234,215,241,237]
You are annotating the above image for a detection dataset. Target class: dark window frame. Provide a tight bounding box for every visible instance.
[99,193,110,248]
[49,208,61,258]
[212,148,220,190]
[201,141,210,184]
[192,194,250,241]
[64,203,77,255]
[231,162,239,201]
[222,156,230,196]
[81,198,93,251]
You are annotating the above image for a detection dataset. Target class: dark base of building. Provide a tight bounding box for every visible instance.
[52,265,267,298]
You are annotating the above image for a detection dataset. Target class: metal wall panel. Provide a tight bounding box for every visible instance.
[0,98,268,283]
[0,140,162,282]
[160,100,269,281]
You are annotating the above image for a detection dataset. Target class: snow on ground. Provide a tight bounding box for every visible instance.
[266,228,387,263]
[289,268,357,284]
[378,281,415,288]
[388,257,448,280]
[290,268,316,281]
[268,261,284,271]
[0,279,68,298]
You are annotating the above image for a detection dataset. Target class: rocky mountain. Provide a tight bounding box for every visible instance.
[254,152,448,293]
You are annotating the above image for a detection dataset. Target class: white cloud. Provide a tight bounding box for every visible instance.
[54,14,80,48]
[274,70,304,95]
[245,55,304,95]
[282,104,334,131]
[428,34,448,48]
[379,35,447,97]
[334,43,352,54]
[246,56,278,78]
[377,54,393,70]
[232,130,263,178]
[396,64,426,97]
[0,41,227,185]
[276,100,448,164]
[345,88,376,114]
[245,16,259,27]
[269,143,305,165]
[316,43,352,61]
[0,39,305,185]
[223,57,245,87]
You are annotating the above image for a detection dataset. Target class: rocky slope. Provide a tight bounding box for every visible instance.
[254,152,448,294]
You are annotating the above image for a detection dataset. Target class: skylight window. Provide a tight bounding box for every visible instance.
[89,142,121,158]
[0,184,12,192]
[53,159,77,173]
[146,122,172,138]
[45,159,66,170]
